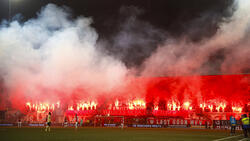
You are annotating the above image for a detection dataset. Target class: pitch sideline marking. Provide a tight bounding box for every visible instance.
[238,138,249,141]
[213,135,242,141]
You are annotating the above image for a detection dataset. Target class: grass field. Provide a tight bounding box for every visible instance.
[0,127,248,141]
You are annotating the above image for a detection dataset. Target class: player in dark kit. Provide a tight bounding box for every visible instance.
[230,116,236,135]
[45,112,52,132]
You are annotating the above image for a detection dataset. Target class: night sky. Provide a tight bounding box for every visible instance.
[0,0,234,36]
[0,0,237,68]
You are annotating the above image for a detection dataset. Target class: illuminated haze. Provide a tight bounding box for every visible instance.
[0,0,249,108]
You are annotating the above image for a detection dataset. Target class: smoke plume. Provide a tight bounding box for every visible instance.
[0,0,249,110]
[0,4,128,106]
[141,0,250,76]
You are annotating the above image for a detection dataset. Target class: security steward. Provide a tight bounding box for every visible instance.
[241,114,250,138]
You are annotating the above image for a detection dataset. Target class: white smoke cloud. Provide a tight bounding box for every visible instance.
[0,0,249,109]
[0,4,128,102]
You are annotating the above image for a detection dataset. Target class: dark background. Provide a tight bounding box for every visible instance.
[0,0,234,38]
[0,0,236,68]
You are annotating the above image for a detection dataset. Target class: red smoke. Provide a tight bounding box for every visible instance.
[145,74,249,111]
[8,74,249,118]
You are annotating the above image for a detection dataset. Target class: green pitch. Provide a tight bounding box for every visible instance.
[0,127,246,141]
